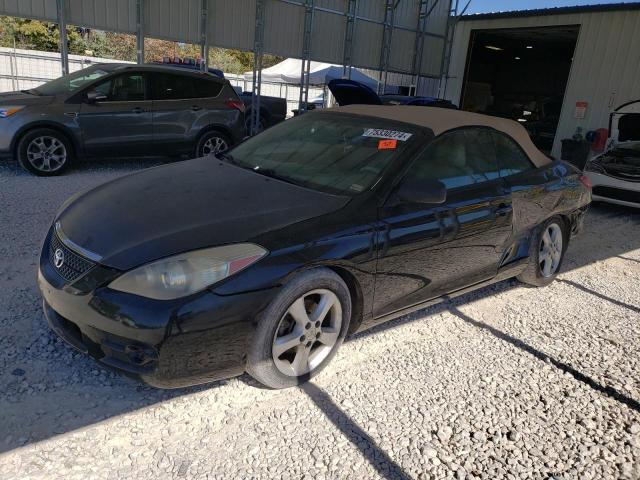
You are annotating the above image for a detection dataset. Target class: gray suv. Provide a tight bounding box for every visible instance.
[0,63,245,176]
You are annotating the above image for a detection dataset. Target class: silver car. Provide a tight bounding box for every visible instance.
[0,63,245,176]
[584,100,640,208]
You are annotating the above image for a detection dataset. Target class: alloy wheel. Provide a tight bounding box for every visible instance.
[201,136,229,156]
[26,136,67,173]
[272,289,343,377]
[539,223,563,277]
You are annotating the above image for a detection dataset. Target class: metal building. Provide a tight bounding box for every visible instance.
[0,0,460,130]
[445,3,640,158]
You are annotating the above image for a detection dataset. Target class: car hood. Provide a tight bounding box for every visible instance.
[609,99,640,146]
[0,91,54,106]
[56,157,349,270]
[589,142,640,181]
[327,79,382,106]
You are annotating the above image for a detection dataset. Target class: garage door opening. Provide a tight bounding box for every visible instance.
[460,26,580,154]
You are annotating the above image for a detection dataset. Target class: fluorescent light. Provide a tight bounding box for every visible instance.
[515,56,521,60]
[517,118,527,123]
[485,45,504,51]
[526,45,533,49]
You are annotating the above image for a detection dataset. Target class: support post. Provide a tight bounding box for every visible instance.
[298,0,315,114]
[342,0,357,79]
[378,0,397,95]
[200,0,209,71]
[411,0,435,96]
[250,0,266,136]
[438,0,468,99]
[56,0,69,76]
[136,0,145,64]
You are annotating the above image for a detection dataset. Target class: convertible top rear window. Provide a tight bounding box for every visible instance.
[229,113,421,196]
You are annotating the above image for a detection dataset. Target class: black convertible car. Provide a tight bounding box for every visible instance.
[38,105,591,389]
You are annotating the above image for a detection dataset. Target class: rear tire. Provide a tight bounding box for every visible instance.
[195,130,231,158]
[246,268,352,389]
[517,216,568,287]
[17,128,73,176]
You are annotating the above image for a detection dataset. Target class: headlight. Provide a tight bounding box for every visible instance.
[109,243,267,300]
[0,106,25,118]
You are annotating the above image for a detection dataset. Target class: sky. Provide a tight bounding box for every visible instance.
[465,0,628,14]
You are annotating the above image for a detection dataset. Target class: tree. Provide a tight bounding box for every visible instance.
[0,17,84,52]
[0,16,283,74]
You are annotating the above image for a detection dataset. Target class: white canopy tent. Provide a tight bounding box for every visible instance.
[244,58,378,90]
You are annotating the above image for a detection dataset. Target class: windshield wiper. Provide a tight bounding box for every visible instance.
[215,152,240,165]
[20,89,38,96]
[250,167,300,186]
[217,155,299,186]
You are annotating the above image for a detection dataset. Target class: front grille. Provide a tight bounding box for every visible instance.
[593,186,640,204]
[49,232,96,283]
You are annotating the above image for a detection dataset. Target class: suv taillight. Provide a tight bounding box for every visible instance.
[226,99,245,113]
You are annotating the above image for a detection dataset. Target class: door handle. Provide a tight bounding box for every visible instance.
[132,107,146,114]
[495,203,513,216]
[191,105,203,111]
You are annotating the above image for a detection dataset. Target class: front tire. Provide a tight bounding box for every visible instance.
[247,268,352,389]
[517,216,568,287]
[17,128,73,176]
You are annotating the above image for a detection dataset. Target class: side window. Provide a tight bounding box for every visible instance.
[493,133,534,177]
[193,78,223,98]
[464,129,500,183]
[404,129,499,190]
[93,74,146,102]
[154,73,193,100]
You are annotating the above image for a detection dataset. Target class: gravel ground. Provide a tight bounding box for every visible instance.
[1,158,639,480]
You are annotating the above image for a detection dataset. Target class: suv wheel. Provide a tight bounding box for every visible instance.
[196,131,231,158]
[18,128,73,176]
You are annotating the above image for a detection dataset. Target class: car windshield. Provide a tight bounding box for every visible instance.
[228,113,420,196]
[33,66,112,96]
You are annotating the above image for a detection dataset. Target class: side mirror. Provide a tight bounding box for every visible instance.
[395,178,447,205]
[86,90,107,103]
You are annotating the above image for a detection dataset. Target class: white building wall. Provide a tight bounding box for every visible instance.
[446,9,640,158]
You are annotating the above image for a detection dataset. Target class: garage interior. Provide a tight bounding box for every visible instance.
[460,26,580,154]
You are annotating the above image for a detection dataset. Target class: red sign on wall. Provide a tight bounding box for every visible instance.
[575,101,588,119]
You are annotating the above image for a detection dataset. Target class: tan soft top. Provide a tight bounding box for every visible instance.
[332,104,551,168]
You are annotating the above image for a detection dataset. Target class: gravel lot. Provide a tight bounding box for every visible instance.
[1,158,639,480]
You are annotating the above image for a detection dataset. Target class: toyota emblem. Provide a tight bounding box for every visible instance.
[54,248,65,269]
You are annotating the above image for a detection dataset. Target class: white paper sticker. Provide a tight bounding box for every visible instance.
[362,128,413,142]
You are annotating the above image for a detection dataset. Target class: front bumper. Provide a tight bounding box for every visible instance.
[39,235,277,388]
[585,171,640,208]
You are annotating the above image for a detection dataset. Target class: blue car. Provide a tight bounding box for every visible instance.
[327,79,457,109]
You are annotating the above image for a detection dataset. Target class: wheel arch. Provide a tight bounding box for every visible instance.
[13,122,79,159]
[196,124,234,146]
[279,263,366,336]
[330,265,365,335]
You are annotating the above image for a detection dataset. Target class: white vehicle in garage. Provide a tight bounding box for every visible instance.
[584,100,640,208]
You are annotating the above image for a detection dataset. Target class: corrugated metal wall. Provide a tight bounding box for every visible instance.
[0,0,452,76]
[446,9,640,158]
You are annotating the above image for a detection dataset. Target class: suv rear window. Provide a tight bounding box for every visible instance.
[153,73,222,100]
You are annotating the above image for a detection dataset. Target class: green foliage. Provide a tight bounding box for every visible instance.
[0,16,84,52]
[0,16,283,73]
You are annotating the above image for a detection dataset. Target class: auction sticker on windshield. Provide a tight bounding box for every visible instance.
[363,129,413,142]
